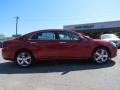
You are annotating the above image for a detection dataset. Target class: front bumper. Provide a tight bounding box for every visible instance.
[109,46,117,58]
[112,41,120,48]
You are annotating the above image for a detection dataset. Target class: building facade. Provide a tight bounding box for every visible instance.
[64,21,120,38]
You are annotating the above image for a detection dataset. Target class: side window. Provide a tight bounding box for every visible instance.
[57,32,80,40]
[31,32,55,40]
[59,33,70,40]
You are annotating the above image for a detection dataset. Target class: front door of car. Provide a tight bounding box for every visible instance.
[54,31,90,59]
[55,40,82,58]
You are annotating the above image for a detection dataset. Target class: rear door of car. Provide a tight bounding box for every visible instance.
[29,31,61,59]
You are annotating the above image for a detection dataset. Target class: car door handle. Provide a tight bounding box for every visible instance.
[59,42,67,44]
[30,42,37,44]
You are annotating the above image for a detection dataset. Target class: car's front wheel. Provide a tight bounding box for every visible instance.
[92,48,110,64]
[15,51,34,67]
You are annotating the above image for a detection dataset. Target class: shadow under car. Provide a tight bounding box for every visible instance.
[0,59,115,75]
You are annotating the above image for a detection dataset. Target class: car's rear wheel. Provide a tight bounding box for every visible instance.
[92,48,110,64]
[15,51,34,67]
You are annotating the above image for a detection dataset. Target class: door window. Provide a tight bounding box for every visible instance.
[31,32,55,40]
[57,32,80,40]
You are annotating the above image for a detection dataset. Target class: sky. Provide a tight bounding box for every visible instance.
[0,0,120,37]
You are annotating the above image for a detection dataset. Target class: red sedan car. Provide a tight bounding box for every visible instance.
[2,29,117,67]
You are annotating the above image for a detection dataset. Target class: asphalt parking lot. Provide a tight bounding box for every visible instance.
[0,48,120,90]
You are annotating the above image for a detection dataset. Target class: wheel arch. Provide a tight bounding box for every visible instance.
[14,48,35,61]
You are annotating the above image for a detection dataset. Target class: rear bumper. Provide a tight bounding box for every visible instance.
[2,48,15,61]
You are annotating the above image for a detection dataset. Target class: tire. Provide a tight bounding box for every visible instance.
[92,47,110,64]
[15,50,34,67]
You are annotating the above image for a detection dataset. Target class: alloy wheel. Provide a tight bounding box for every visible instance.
[93,48,110,64]
[16,51,32,67]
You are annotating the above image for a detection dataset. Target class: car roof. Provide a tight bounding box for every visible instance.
[27,29,78,35]
[35,29,76,33]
